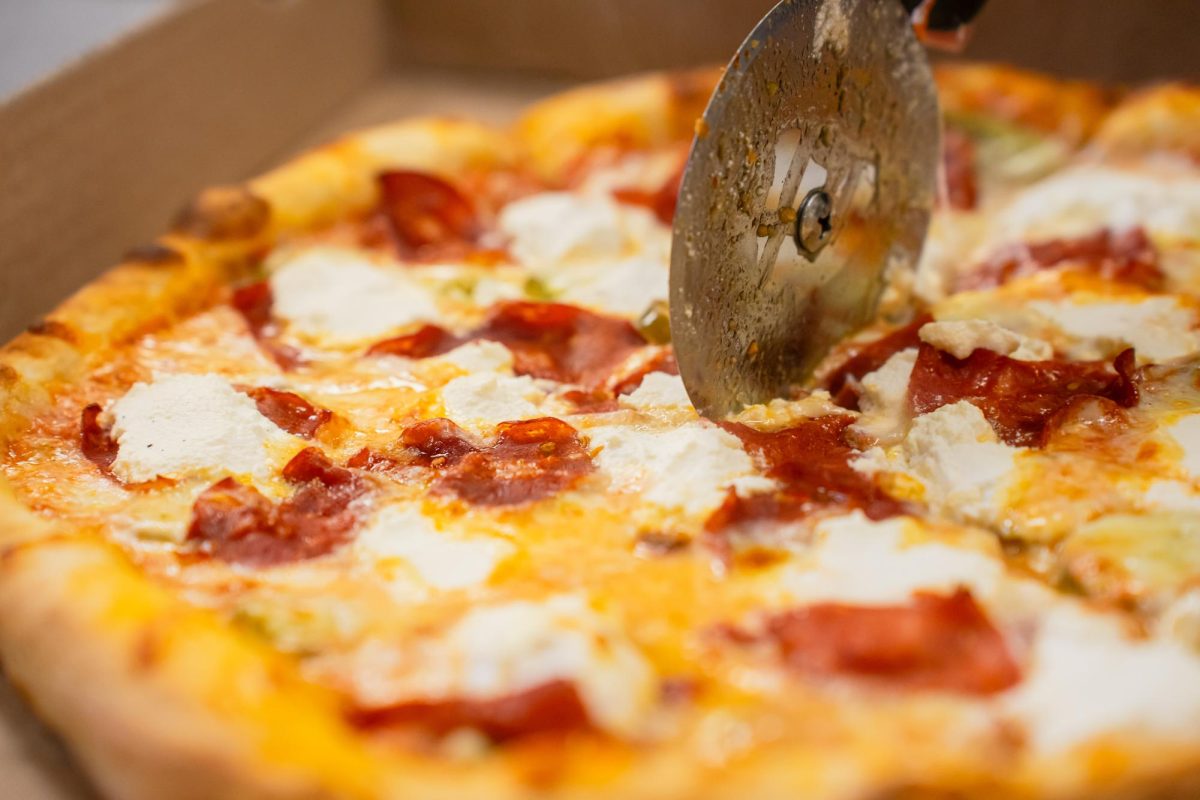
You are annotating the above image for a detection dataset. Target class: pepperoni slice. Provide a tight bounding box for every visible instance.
[958,228,1164,292]
[940,125,979,210]
[230,281,304,370]
[717,417,907,524]
[348,679,590,742]
[187,449,362,566]
[399,416,594,506]
[907,343,1139,447]
[366,324,461,359]
[821,316,931,409]
[474,302,647,388]
[80,403,118,471]
[400,418,480,466]
[723,589,1020,695]
[376,170,479,254]
[244,387,331,438]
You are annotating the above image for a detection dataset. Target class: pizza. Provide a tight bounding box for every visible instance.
[1,63,1199,800]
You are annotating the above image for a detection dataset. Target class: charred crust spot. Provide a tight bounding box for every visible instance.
[172,186,271,241]
[124,242,185,267]
[25,318,77,344]
[0,364,18,389]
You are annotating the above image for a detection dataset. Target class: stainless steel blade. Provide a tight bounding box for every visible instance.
[669,0,939,418]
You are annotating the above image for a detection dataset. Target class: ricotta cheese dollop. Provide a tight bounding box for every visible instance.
[108,374,293,483]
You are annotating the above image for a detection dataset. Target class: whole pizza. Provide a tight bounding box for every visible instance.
[2,64,1200,799]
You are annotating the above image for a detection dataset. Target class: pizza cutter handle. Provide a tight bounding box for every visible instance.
[902,0,988,50]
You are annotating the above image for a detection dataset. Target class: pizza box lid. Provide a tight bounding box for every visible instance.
[0,1,1196,797]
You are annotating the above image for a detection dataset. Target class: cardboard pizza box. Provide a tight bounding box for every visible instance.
[0,1,1196,797]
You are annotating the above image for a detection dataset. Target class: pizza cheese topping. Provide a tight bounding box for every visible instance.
[101,374,301,484]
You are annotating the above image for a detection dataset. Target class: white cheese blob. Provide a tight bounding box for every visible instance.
[919,319,1052,361]
[498,192,626,265]
[108,374,292,483]
[269,247,439,343]
[1163,413,1200,481]
[899,401,1021,525]
[1029,297,1200,363]
[443,596,655,735]
[849,348,917,445]
[780,511,1003,605]
[1003,605,1200,753]
[587,422,774,518]
[988,164,1200,246]
[434,340,514,375]
[357,506,513,590]
[553,256,669,317]
[620,372,693,411]
[439,372,547,433]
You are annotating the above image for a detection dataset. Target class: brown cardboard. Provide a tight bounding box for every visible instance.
[0,1,1197,797]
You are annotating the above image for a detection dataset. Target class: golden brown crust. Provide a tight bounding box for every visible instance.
[514,67,720,180]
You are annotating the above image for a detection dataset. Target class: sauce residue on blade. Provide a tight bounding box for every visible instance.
[907,343,1139,446]
[721,589,1020,695]
[187,448,362,566]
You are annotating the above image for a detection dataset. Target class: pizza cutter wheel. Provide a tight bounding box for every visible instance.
[669,0,941,418]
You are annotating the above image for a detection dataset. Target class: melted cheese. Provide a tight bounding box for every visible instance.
[780,512,1003,605]
[439,373,548,433]
[553,256,669,318]
[352,595,655,736]
[435,341,514,375]
[587,422,774,518]
[898,401,1021,525]
[108,374,294,483]
[1029,297,1200,363]
[269,247,440,343]
[1163,413,1200,480]
[357,506,513,590]
[498,192,626,265]
[849,348,916,445]
[620,372,693,411]
[989,164,1200,246]
[919,319,1052,361]
[1003,605,1200,753]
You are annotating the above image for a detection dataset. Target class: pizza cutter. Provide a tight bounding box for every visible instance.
[670,0,976,417]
